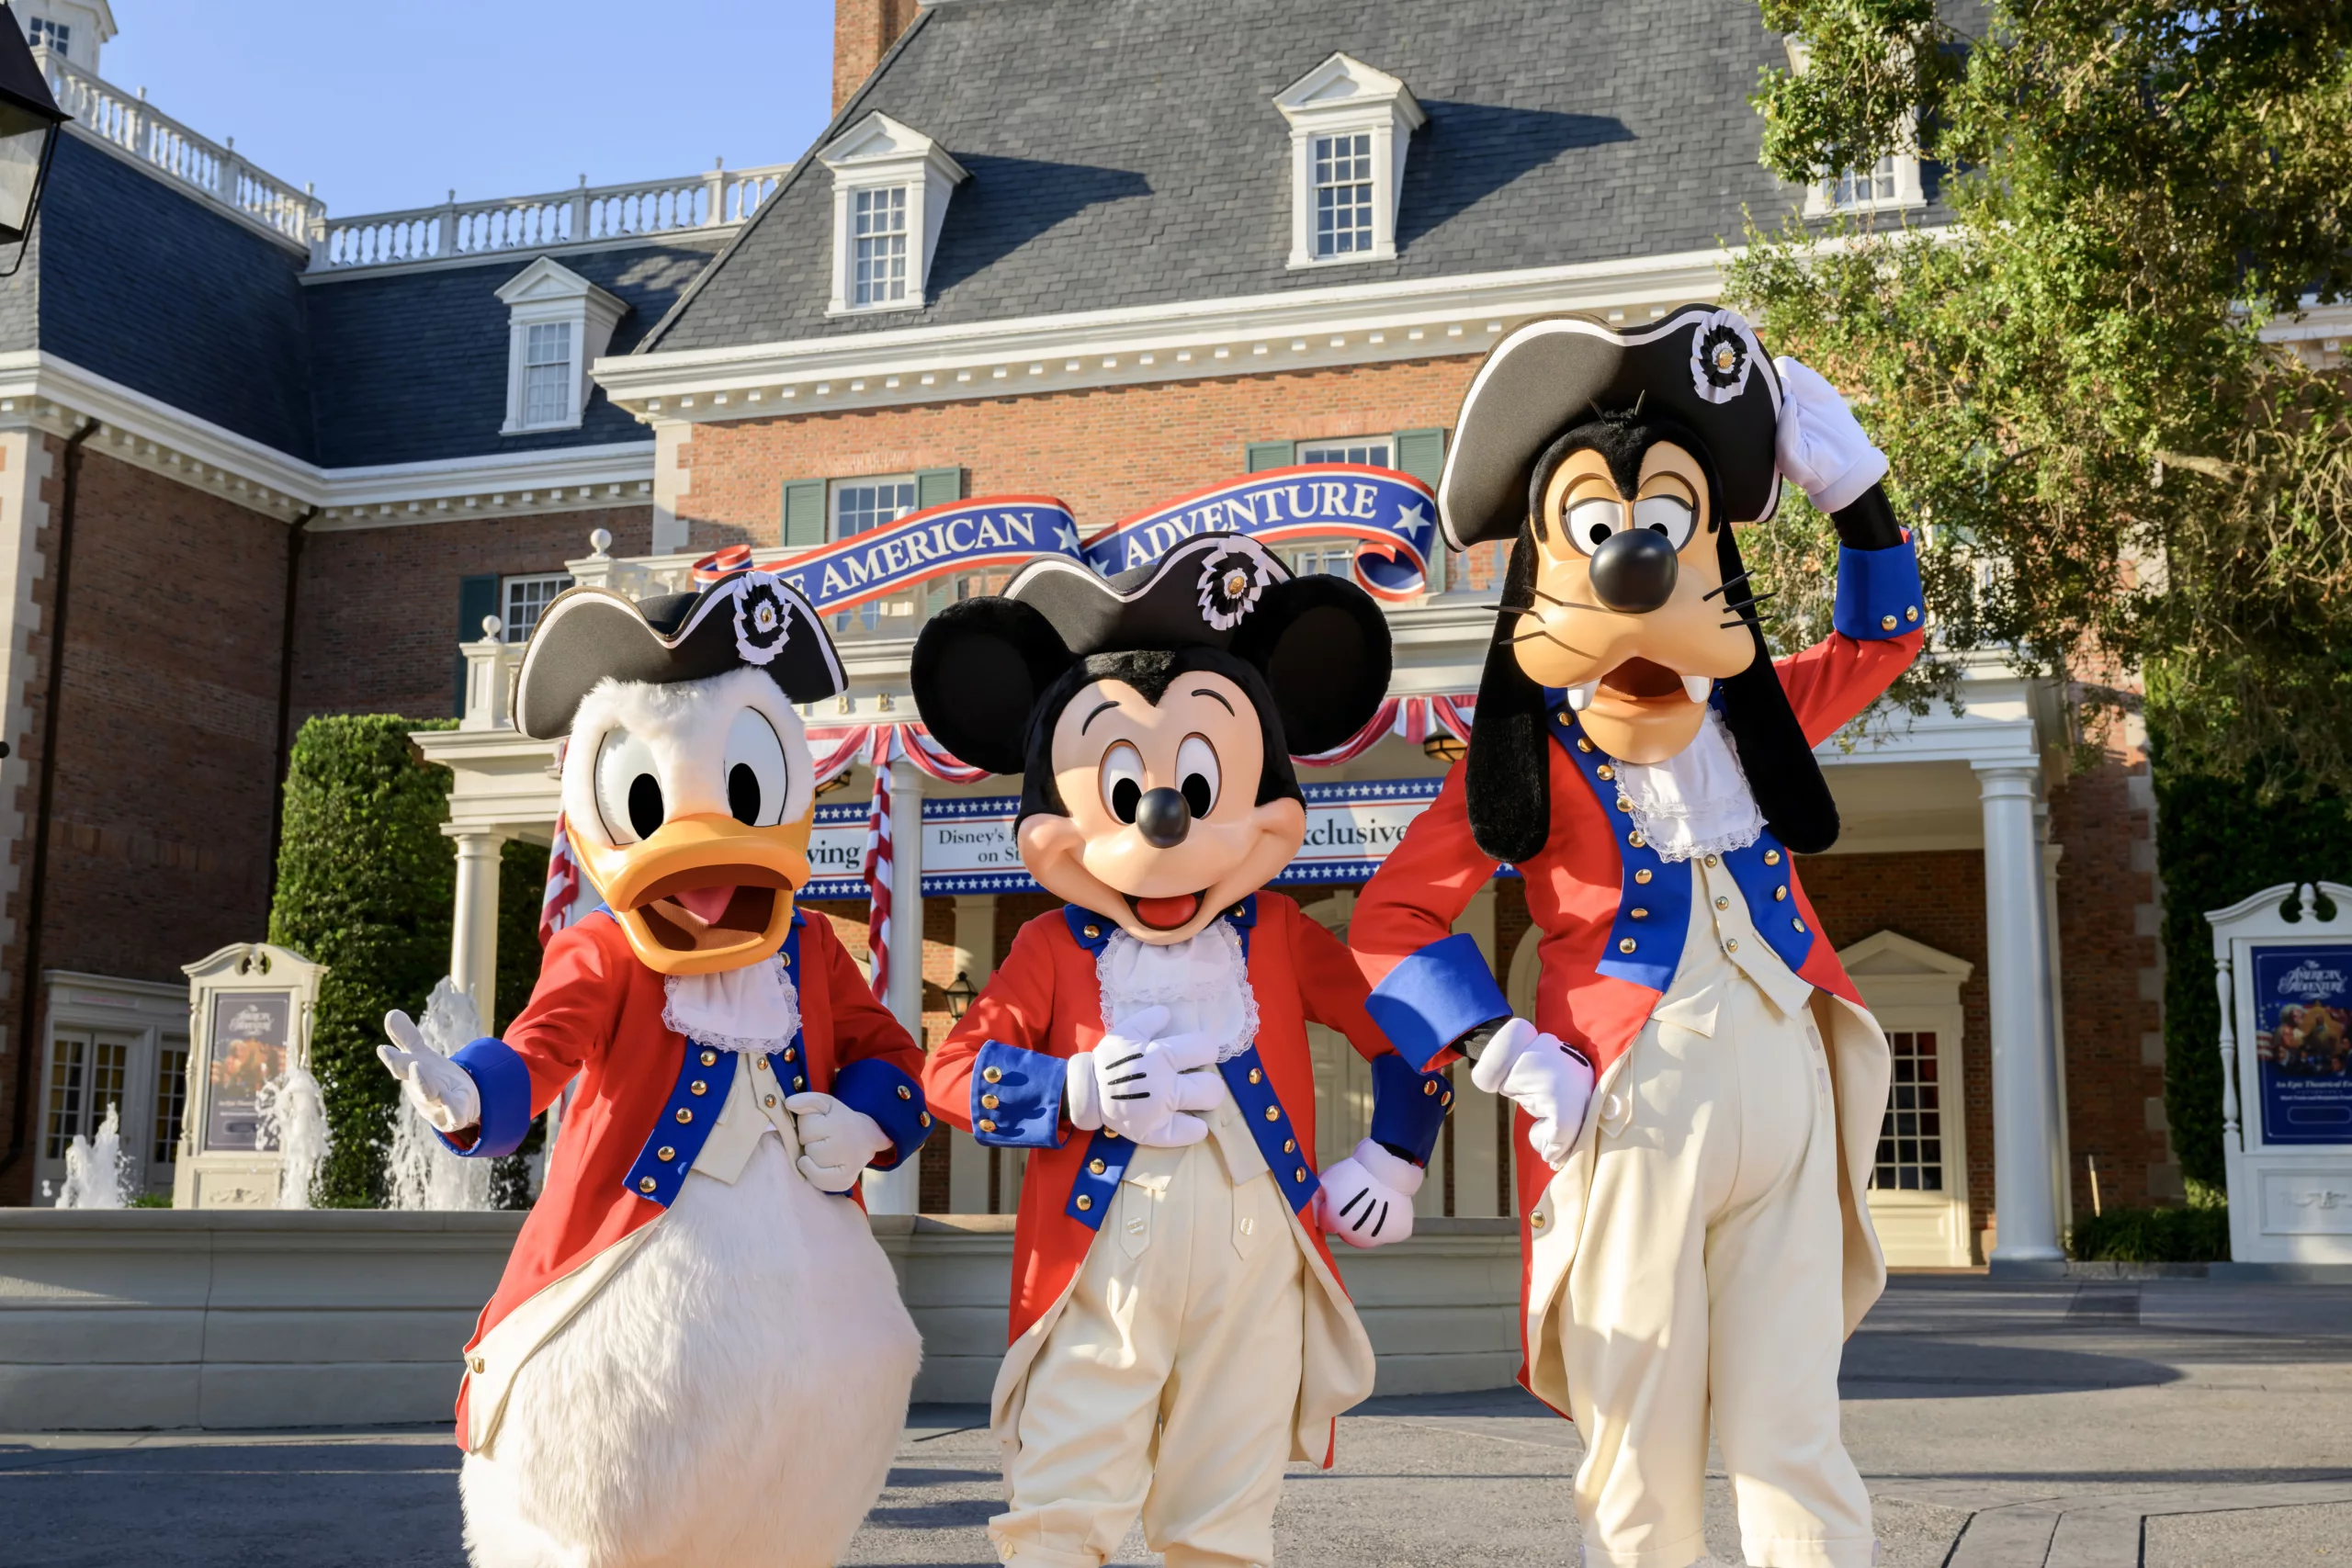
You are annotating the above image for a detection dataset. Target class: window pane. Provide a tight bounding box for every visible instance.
[153,1041,188,1168]
[1871,1029,1946,1191]
[832,478,919,540]
[43,1033,85,1160]
[1311,132,1375,257]
[852,186,910,307]
[522,321,574,425]
[1298,440,1392,468]
[502,574,574,642]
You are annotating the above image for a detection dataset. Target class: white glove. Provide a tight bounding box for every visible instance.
[377,1010,480,1134]
[786,1092,894,1193]
[1071,1006,1226,1147]
[1471,1018,1597,1171]
[1773,355,1889,514]
[1317,1137,1424,1249]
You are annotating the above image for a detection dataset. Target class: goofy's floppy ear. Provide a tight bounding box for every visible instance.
[910,597,1072,776]
[1227,573,1392,756]
[1465,529,1554,864]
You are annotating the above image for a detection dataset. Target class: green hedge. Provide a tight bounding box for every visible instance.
[490,838,550,1209]
[269,716,459,1207]
[2069,1203,2232,1263]
[2153,749,2351,1189]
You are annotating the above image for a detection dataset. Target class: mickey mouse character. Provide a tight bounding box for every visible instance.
[375,567,930,1568]
[911,534,1452,1568]
[1350,307,1922,1568]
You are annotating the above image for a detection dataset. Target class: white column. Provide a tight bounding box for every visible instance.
[865,755,926,1215]
[2037,806,2074,1230]
[448,829,505,1031]
[1976,765,2064,1262]
[947,894,998,1213]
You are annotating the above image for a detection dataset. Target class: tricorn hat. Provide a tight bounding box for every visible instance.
[513,569,845,740]
[1437,304,1785,550]
[911,533,1391,774]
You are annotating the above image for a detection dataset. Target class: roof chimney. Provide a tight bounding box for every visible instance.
[834,0,918,117]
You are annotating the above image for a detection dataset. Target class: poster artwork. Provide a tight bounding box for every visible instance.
[2251,943,2352,1146]
[205,990,290,1153]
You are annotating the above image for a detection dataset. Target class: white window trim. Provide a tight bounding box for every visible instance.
[1838,930,1976,1267]
[828,472,922,541]
[819,111,969,317]
[495,256,628,435]
[1804,151,1928,216]
[1274,52,1425,270]
[33,970,190,1204]
[500,571,574,642]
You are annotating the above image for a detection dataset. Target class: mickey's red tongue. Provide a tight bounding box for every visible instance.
[672,885,739,926]
[1133,893,1200,931]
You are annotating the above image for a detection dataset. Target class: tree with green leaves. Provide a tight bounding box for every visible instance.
[1727,2,2352,1190]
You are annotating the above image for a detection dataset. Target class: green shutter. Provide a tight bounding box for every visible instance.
[915,466,963,511]
[1245,440,1297,472]
[781,479,829,547]
[454,573,499,716]
[1394,427,1445,488]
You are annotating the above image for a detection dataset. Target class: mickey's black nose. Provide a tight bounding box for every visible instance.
[1589,528,1679,613]
[1134,787,1192,848]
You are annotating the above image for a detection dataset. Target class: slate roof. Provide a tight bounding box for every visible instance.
[648,0,1934,355]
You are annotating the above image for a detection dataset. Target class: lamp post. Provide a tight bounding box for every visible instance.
[0,5,66,277]
[943,970,978,1021]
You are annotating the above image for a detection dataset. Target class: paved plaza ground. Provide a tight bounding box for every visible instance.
[6,1275,2349,1567]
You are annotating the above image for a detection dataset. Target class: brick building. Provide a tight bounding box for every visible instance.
[0,0,2177,1266]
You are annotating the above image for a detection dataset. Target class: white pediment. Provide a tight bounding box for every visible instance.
[494,256,625,312]
[1839,929,1976,982]
[819,110,970,184]
[1274,52,1426,130]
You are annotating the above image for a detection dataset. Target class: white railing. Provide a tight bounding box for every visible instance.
[311,162,790,272]
[40,48,324,247]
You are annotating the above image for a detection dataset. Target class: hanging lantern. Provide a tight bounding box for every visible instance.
[0,6,66,265]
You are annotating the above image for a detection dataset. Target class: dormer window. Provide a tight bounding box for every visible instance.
[27,17,66,56]
[494,257,628,435]
[820,111,967,315]
[1808,152,1926,215]
[1274,53,1424,269]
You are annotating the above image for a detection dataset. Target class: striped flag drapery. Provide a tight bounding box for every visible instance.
[539,812,582,946]
[859,762,892,1001]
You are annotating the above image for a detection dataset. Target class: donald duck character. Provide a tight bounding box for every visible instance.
[910,534,1452,1568]
[1350,307,1922,1568]
[376,563,931,1568]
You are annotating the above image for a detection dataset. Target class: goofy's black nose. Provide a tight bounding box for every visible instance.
[1134,787,1192,848]
[1589,528,1679,614]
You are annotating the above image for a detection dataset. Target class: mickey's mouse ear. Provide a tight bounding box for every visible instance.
[910,597,1074,776]
[1227,574,1393,756]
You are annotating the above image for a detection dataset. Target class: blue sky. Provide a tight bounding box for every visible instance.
[100,0,840,216]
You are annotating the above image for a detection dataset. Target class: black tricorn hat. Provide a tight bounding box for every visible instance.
[910,533,1392,774]
[1438,304,1785,550]
[512,570,846,739]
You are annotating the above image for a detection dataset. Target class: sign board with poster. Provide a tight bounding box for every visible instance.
[174,942,326,1210]
[2209,882,2352,1265]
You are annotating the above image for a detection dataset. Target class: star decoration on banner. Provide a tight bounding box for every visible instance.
[1396,501,1432,535]
[1052,521,1083,555]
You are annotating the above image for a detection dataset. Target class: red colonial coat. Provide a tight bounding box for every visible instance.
[925,893,1399,1346]
[447,908,922,1442]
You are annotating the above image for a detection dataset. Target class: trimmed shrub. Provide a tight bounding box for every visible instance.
[268,716,458,1206]
[2070,1203,2232,1263]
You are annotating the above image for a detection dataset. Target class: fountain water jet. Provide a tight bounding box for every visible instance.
[55,1103,131,1209]
[254,1061,332,1209]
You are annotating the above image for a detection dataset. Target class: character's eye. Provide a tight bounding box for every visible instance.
[1632,494,1696,547]
[1177,734,1219,818]
[1565,496,1625,554]
[1100,741,1145,825]
[723,708,789,829]
[594,728,666,846]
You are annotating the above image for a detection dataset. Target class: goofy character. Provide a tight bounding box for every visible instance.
[1351,307,1921,1568]
[910,533,1451,1568]
[376,568,930,1568]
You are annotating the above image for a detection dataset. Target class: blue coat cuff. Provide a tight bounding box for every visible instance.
[1368,1051,1453,1166]
[831,1057,932,1172]
[971,1042,1071,1149]
[1365,932,1510,1073]
[1832,540,1925,640]
[436,1037,531,1159]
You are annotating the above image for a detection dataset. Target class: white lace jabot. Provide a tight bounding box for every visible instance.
[1095,922,1260,1063]
[1613,708,1766,863]
[662,954,802,1055]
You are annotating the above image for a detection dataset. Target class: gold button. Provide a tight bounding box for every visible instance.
[1283,1139,1295,1154]
[779,953,790,966]
[1618,938,1636,953]
[978,1118,997,1133]
[700,1049,718,1066]
[1103,1129,1120,1141]
[981,1093,1000,1110]
[1083,924,1102,939]
[982,1066,1001,1084]
[1076,1194,1093,1212]
[1715,896,1729,910]
[675,1108,693,1124]
[690,1079,707,1096]
[1704,853,1719,868]
[1774,885,1788,901]
[1905,605,1919,623]
[657,1145,675,1161]
[1596,763,1614,781]
[469,1356,486,1373]
[919,1111,933,1127]
[756,1056,769,1071]
[1532,1212,1547,1229]
[793,1076,806,1089]
[639,1177,658,1193]
[1576,737,1593,752]
[1423,1080,1440,1097]
[1230,906,1246,919]
[1089,1158,1106,1175]
[764,1094,777,1108]
[1726,939,1740,953]
[783,1047,797,1063]
[1634,868,1652,885]
[1264,1105,1281,1122]
[1764,849,1781,865]
[896,1085,912,1100]
[1295,1167,1307,1182]
[1627,829,1645,849]
[1793,918,1808,933]
[1881,614,1898,631]
[1249,1067,1263,1085]
[1442,1091,1453,1107]
[1631,907,1648,919]
[1616,796,1634,814]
